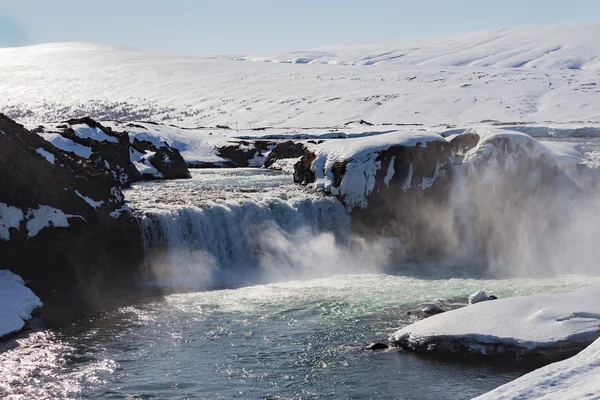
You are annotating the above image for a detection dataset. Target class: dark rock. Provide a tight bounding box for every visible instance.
[216,141,260,167]
[448,131,480,154]
[264,141,306,169]
[147,147,190,179]
[0,114,143,297]
[366,342,389,350]
[294,151,317,184]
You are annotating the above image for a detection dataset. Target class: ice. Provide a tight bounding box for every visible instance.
[476,338,600,399]
[0,270,42,338]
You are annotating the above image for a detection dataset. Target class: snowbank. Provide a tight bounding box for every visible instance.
[391,286,600,358]
[476,338,600,399]
[0,270,42,338]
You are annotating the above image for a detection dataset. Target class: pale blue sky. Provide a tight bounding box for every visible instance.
[1,0,598,54]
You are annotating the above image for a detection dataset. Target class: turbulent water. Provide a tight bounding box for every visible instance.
[3,168,600,399]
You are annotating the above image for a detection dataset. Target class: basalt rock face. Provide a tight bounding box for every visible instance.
[0,115,143,297]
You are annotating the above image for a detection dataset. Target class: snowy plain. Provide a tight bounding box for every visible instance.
[2,23,600,129]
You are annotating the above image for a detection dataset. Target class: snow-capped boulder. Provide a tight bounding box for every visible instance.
[390,286,600,363]
[0,114,143,295]
[468,290,495,305]
[215,140,273,167]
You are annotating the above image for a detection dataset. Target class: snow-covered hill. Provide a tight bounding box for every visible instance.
[1,23,600,127]
[238,23,600,70]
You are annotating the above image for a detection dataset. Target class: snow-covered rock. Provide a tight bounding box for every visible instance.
[0,270,42,338]
[469,290,493,305]
[0,114,143,294]
[35,118,190,183]
[390,286,600,361]
[475,338,600,399]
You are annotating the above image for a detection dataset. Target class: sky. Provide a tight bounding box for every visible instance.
[1,0,599,54]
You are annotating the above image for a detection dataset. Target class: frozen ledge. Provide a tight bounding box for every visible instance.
[390,286,600,362]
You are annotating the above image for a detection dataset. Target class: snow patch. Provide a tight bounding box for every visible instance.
[71,123,118,143]
[35,148,55,164]
[0,203,24,241]
[25,205,83,238]
[38,132,92,158]
[75,190,104,209]
[0,270,42,338]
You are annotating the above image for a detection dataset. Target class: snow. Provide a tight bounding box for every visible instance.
[25,205,82,237]
[391,286,600,352]
[469,290,491,305]
[476,338,600,399]
[71,123,118,143]
[239,24,600,71]
[2,24,600,128]
[38,132,92,159]
[75,190,104,209]
[0,270,42,338]
[309,131,444,209]
[0,203,24,241]
[35,148,55,164]
[462,127,585,169]
[109,204,130,219]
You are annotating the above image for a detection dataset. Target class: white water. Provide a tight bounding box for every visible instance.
[127,169,391,288]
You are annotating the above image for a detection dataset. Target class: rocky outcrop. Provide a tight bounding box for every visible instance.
[37,118,190,183]
[0,115,143,297]
[264,141,307,169]
[292,128,598,266]
[215,140,273,167]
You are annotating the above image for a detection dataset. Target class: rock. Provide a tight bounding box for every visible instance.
[264,141,306,169]
[0,114,143,297]
[365,342,389,350]
[147,147,190,179]
[216,140,273,167]
[39,118,190,183]
[406,302,446,320]
[469,290,491,305]
[294,151,317,184]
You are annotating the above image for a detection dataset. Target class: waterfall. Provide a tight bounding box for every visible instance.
[137,194,389,289]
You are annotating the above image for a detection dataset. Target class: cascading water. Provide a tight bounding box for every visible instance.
[128,169,389,289]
